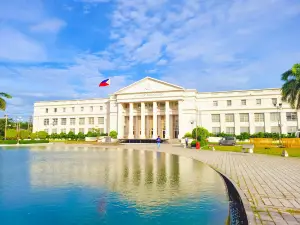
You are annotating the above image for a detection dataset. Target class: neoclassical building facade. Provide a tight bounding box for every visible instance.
[33,77,300,139]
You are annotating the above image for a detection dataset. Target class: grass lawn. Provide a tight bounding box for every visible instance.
[202,144,300,157]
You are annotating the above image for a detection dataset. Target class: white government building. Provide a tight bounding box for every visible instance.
[33,76,300,139]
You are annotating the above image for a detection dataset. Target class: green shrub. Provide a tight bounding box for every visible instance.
[100,133,108,136]
[192,127,209,141]
[109,130,118,139]
[86,131,98,137]
[30,132,37,139]
[37,131,48,139]
[0,140,18,144]
[191,140,197,147]
[20,130,30,139]
[19,140,49,144]
[67,131,76,140]
[6,129,17,140]
[183,132,193,138]
[236,132,250,141]
[77,132,85,140]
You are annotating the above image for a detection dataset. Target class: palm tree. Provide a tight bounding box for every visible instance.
[281,63,300,108]
[0,92,12,111]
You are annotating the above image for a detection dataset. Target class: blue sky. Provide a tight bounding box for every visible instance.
[0,0,300,120]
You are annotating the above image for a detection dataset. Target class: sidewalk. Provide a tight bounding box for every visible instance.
[125,144,300,225]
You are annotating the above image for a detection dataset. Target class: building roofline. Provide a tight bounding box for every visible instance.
[34,97,109,104]
[197,87,281,94]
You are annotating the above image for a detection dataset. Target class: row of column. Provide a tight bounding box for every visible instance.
[118,101,171,139]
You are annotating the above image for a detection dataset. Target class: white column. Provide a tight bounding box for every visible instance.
[117,103,124,139]
[141,102,145,139]
[220,114,226,133]
[178,100,183,139]
[249,113,255,134]
[297,111,300,129]
[165,101,170,139]
[280,111,287,134]
[129,103,134,139]
[152,102,157,138]
[264,112,271,133]
[234,113,240,135]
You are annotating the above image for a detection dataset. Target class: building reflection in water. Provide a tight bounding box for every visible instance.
[29,146,228,208]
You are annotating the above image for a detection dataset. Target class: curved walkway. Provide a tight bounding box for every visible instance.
[121,144,300,225]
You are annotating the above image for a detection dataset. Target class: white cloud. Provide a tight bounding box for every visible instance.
[30,19,66,33]
[0,27,47,62]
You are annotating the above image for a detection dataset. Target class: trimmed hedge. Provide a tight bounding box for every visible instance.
[19,140,49,144]
[0,140,18,144]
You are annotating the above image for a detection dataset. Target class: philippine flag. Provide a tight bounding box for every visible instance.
[99,78,110,87]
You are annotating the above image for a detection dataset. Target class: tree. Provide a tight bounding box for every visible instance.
[6,129,17,140]
[37,131,48,139]
[20,130,30,139]
[281,63,300,108]
[109,130,118,139]
[183,132,193,138]
[192,126,209,147]
[59,132,67,139]
[0,92,12,111]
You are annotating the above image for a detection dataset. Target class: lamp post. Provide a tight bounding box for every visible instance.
[274,103,282,146]
[4,114,8,140]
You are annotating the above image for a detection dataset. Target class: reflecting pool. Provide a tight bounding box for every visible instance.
[0,146,230,225]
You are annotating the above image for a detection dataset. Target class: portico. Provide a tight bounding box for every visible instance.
[111,77,186,140]
[117,101,179,139]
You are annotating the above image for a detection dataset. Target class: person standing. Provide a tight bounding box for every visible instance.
[185,137,189,148]
[156,136,161,149]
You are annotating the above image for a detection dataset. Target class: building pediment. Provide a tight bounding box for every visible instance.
[114,77,184,95]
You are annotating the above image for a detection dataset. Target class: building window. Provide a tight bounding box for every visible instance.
[286,112,297,121]
[212,127,221,134]
[63,108,66,112]
[254,113,264,122]
[90,106,93,112]
[100,106,103,110]
[61,129,66,134]
[72,107,75,112]
[53,118,58,125]
[98,117,104,124]
[70,128,75,133]
[226,127,235,134]
[241,99,246,105]
[255,126,265,133]
[54,108,57,113]
[240,127,249,133]
[88,117,94,125]
[45,108,48,113]
[79,118,85,125]
[81,107,84,112]
[88,128,93,132]
[52,129,57,134]
[270,112,280,122]
[256,99,261,105]
[240,113,249,122]
[287,126,297,134]
[271,126,280,133]
[227,100,232,106]
[44,119,49,125]
[61,118,67,125]
[70,118,76,125]
[211,114,220,122]
[100,128,104,134]
[213,101,218,106]
[272,98,277,105]
[79,128,85,134]
[225,114,234,122]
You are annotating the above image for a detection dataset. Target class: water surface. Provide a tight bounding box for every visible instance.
[0,146,229,225]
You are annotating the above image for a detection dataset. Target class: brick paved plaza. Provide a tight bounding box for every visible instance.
[121,144,300,225]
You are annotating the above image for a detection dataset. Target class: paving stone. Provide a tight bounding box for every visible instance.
[259,212,273,221]
[138,145,300,225]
